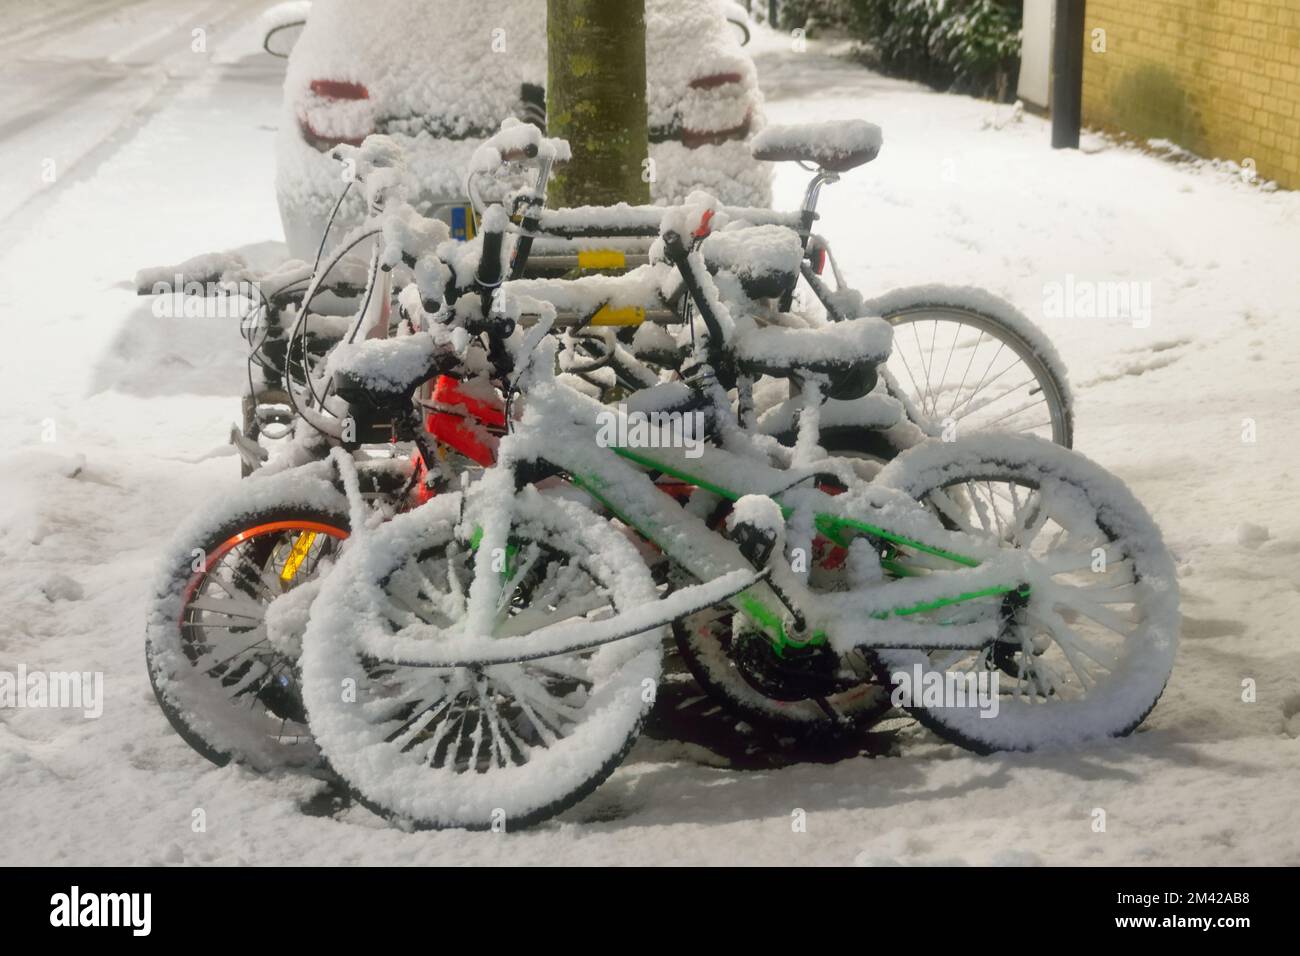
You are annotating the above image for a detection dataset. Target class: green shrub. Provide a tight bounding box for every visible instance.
[847,0,1022,101]
[776,0,855,34]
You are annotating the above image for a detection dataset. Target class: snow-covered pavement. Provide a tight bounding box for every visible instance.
[1,9,1298,865]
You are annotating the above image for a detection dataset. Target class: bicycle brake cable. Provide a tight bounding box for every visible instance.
[312,180,353,277]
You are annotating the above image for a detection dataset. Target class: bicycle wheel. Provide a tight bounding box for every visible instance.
[865,287,1074,448]
[871,434,1179,752]
[146,468,350,770]
[301,490,663,830]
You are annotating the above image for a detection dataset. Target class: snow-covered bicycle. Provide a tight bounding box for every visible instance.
[140,144,897,768]
[473,117,1074,450]
[295,210,1178,830]
[144,127,1088,774]
[140,184,893,769]
[466,121,1075,733]
[140,116,1072,479]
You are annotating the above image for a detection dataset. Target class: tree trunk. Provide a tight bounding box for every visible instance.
[547,0,651,207]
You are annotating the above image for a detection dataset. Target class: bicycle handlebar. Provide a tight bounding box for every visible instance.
[475,206,508,317]
[497,143,539,163]
[472,120,571,172]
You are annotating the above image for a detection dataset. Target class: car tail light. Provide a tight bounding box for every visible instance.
[680,72,749,149]
[681,108,753,149]
[689,72,743,90]
[299,79,373,152]
[309,79,369,101]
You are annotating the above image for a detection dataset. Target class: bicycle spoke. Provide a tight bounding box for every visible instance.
[944,329,986,419]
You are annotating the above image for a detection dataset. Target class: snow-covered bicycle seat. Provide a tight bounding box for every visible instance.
[750,120,882,173]
[700,224,802,299]
[731,315,892,398]
[331,333,443,406]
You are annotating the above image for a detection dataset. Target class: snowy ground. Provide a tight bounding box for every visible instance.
[1,7,1298,866]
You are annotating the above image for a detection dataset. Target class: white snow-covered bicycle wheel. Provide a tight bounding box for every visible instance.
[300,491,663,830]
[866,286,1074,448]
[873,435,1179,752]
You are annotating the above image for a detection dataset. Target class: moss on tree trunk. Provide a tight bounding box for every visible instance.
[547,0,651,207]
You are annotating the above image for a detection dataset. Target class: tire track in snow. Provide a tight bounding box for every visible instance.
[0,68,133,146]
[0,0,270,232]
[0,0,148,58]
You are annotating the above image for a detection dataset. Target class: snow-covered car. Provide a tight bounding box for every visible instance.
[275,0,772,259]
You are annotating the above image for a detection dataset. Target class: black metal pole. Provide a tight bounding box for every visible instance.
[769,0,779,30]
[1052,0,1086,149]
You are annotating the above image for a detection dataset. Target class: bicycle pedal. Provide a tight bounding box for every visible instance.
[727,495,784,569]
[229,424,269,467]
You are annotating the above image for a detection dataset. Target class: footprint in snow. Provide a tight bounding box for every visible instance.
[39,573,83,602]
[1282,694,1300,739]
[1118,337,1192,355]
[1236,523,1270,548]
[1081,351,1184,387]
[1178,615,1243,640]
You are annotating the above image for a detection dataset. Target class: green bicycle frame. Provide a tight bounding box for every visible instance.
[500,392,1026,657]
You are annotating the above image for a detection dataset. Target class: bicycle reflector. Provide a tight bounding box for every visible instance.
[811,245,828,275]
[451,205,476,242]
[692,208,716,240]
[280,532,318,584]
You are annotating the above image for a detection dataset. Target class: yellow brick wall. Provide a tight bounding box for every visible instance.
[1081,0,1300,188]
